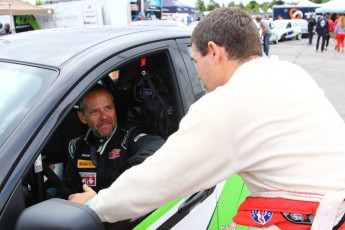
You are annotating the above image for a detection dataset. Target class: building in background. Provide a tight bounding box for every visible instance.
[1,0,197,33]
[0,0,53,33]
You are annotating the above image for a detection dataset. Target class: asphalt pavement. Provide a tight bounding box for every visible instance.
[269,37,345,121]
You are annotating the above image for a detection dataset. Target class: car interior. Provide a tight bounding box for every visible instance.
[19,50,188,229]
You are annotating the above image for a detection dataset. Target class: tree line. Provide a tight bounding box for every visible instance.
[195,0,328,13]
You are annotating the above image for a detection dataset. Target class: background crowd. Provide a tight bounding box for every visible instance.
[309,13,345,53]
[0,22,12,36]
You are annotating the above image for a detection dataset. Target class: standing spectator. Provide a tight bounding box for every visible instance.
[187,15,192,25]
[334,15,345,53]
[0,23,6,36]
[4,23,12,35]
[315,13,329,52]
[325,14,334,50]
[334,15,340,50]
[137,12,146,21]
[256,16,271,56]
[307,15,316,45]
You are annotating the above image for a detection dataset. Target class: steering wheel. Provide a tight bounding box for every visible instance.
[42,161,71,199]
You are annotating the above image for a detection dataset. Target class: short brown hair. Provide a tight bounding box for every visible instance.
[192,7,262,62]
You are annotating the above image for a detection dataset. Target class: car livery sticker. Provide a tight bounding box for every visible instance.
[221,222,237,230]
[77,159,96,168]
[251,210,273,225]
[282,212,313,225]
[80,172,96,186]
[108,149,121,159]
[134,133,147,142]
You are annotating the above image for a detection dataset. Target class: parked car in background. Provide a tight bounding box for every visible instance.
[188,20,199,28]
[273,19,302,41]
[293,19,309,38]
[255,20,280,44]
[269,21,280,44]
[129,19,187,27]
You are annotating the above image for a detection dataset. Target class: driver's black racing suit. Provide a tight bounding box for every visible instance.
[62,125,164,197]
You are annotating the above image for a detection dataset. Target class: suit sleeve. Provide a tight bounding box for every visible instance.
[126,129,165,166]
[62,138,84,196]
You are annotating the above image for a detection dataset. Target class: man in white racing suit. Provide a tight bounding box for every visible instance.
[69,8,345,229]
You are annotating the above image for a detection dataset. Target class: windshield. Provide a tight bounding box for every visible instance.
[0,63,57,147]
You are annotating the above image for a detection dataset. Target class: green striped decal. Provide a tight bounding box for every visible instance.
[14,15,41,30]
[134,174,249,229]
[208,174,249,229]
[133,198,183,230]
[28,15,41,30]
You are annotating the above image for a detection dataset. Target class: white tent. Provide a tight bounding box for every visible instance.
[315,0,345,14]
[0,0,52,16]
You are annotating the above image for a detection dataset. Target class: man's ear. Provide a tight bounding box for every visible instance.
[77,111,87,124]
[207,41,223,62]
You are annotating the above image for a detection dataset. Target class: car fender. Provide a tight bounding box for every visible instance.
[134,174,249,229]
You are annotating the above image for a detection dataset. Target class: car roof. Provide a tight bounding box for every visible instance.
[273,19,301,25]
[0,26,192,67]
[292,19,308,24]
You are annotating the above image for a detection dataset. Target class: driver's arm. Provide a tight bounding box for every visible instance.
[126,128,165,166]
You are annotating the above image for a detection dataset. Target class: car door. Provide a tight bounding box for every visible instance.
[8,36,222,230]
[285,21,294,39]
[292,21,302,39]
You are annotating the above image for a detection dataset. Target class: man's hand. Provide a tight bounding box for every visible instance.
[68,184,97,205]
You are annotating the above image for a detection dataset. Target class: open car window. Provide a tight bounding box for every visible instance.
[18,48,185,229]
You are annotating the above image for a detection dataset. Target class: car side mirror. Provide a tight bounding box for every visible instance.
[15,198,104,230]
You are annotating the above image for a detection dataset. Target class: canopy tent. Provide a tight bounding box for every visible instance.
[162,0,195,14]
[315,0,345,14]
[0,0,52,16]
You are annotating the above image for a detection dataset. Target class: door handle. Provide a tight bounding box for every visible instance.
[178,186,216,214]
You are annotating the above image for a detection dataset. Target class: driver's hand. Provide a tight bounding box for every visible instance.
[68,184,97,205]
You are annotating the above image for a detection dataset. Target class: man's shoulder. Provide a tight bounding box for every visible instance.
[68,136,84,158]
[124,126,147,141]
[126,125,164,143]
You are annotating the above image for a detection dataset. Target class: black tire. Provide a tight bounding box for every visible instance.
[273,37,279,44]
[296,33,302,40]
